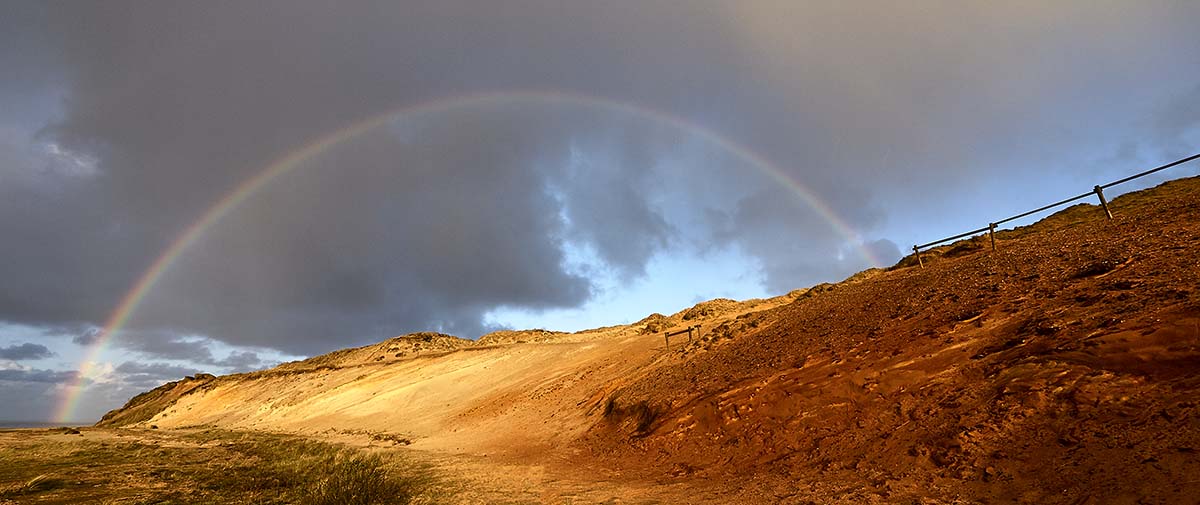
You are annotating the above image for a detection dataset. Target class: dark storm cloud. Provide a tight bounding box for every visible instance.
[549,127,679,279]
[105,332,267,371]
[115,361,204,384]
[716,183,892,292]
[111,333,217,364]
[118,108,600,352]
[0,368,77,384]
[72,328,101,346]
[214,351,263,371]
[114,361,195,375]
[1,1,1198,358]
[0,343,54,361]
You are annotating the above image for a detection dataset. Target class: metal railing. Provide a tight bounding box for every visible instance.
[911,153,1200,267]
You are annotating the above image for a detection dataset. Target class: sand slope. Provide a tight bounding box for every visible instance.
[100,176,1200,503]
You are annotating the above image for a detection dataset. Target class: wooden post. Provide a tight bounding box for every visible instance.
[988,223,997,251]
[1093,185,1113,219]
[665,326,700,350]
[913,245,924,268]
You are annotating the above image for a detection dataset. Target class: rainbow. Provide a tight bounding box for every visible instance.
[53,90,880,423]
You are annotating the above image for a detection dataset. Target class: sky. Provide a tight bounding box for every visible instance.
[2,1,1199,424]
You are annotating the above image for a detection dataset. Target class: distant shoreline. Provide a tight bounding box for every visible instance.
[0,421,88,429]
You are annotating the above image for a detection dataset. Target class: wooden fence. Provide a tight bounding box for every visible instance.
[911,153,1200,267]
[663,325,700,350]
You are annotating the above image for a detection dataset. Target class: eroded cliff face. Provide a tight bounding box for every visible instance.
[100,177,1200,504]
[96,278,797,460]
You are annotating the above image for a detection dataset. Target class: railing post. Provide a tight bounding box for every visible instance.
[988,223,997,251]
[1093,185,1113,219]
[913,245,924,268]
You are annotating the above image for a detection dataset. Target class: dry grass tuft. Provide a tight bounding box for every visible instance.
[0,428,448,504]
[0,474,67,497]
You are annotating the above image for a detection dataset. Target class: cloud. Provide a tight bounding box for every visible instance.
[122,334,216,363]
[114,361,202,378]
[0,367,77,384]
[0,342,54,361]
[548,134,678,280]
[113,361,204,387]
[0,1,1196,362]
[1153,83,1200,160]
[107,332,274,371]
[72,327,102,346]
[213,351,263,372]
[709,183,895,292]
[863,240,903,268]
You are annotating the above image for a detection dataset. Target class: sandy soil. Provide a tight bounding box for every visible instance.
[89,176,1200,504]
